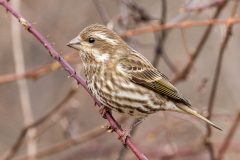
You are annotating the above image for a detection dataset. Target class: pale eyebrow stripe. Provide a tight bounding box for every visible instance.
[94,32,118,45]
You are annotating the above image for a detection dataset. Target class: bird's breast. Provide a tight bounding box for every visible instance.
[85,67,167,117]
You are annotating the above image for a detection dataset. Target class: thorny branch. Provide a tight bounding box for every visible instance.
[0,0,239,160]
[0,1,148,160]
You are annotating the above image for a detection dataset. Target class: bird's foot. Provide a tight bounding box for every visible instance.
[99,106,109,119]
[118,118,143,145]
[118,128,131,145]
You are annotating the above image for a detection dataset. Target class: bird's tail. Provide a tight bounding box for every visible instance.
[177,104,222,131]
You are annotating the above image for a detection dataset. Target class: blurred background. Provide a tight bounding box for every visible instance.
[0,0,240,159]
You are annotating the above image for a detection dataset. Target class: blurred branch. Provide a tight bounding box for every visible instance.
[92,0,110,24]
[14,117,127,160]
[10,0,37,159]
[183,0,225,12]
[16,127,106,160]
[0,1,148,160]
[152,0,177,72]
[2,88,78,160]
[118,0,177,72]
[117,0,152,23]
[152,0,167,66]
[120,17,240,38]
[160,146,203,160]
[172,2,227,83]
[0,53,79,85]
[216,112,240,160]
[205,1,238,159]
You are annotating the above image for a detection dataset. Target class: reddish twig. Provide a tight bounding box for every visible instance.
[0,1,148,160]
[120,17,240,39]
[0,53,79,84]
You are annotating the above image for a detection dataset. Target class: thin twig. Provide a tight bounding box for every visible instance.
[118,0,152,23]
[2,88,78,160]
[183,0,225,12]
[120,17,240,38]
[205,1,238,159]
[0,1,148,160]
[216,112,240,160]
[0,53,79,84]
[10,0,37,159]
[92,0,110,24]
[152,0,174,70]
[14,117,127,160]
[172,2,227,83]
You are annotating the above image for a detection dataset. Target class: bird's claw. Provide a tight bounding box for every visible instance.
[118,129,131,145]
[99,106,108,119]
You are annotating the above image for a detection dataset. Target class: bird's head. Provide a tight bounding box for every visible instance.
[67,24,127,63]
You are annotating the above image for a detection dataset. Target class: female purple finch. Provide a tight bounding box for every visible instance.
[67,24,221,131]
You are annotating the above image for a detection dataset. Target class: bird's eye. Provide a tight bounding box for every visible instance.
[88,37,95,43]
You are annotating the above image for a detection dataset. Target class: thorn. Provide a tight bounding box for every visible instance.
[101,125,114,133]
[19,17,30,30]
[67,71,76,78]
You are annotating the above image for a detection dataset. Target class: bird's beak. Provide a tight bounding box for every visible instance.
[67,36,81,50]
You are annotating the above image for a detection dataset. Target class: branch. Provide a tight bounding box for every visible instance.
[10,0,37,158]
[216,112,240,160]
[183,0,225,12]
[0,53,79,84]
[172,1,227,83]
[152,0,175,71]
[2,88,77,160]
[120,17,240,38]
[92,0,110,24]
[205,1,238,159]
[14,117,127,160]
[0,1,148,160]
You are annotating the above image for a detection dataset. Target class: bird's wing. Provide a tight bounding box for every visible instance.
[117,53,191,106]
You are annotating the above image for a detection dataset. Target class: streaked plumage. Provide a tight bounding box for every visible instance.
[67,24,221,130]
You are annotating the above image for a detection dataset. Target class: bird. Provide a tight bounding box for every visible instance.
[67,24,221,132]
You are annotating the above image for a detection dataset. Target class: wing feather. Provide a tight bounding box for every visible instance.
[117,53,191,106]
